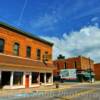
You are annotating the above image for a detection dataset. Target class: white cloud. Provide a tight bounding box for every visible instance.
[42,25,100,63]
[31,13,58,31]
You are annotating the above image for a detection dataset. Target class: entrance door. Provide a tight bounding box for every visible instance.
[25,75,29,88]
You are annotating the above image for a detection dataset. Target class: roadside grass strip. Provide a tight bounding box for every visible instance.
[61,89,96,100]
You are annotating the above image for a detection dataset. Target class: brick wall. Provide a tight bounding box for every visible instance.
[53,56,94,75]
[0,26,52,62]
[80,56,94,71]
[94,64,100,80]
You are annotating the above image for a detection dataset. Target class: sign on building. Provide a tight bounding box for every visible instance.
[60,69,77,80]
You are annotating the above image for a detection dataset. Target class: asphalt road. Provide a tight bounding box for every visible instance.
[0,83,100,100]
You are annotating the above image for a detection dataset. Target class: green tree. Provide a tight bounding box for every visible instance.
[57,54,65,59]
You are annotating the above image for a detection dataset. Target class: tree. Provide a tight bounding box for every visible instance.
[57,54,65,59]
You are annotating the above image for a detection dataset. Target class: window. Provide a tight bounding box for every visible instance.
[13,72,23,85]
[26,46,31,58]
[31,72,39,84]
[40,73,45,83]
[36,49,41,60]
[0,39,4,53]
[74,61,77,68]
[43,51,48,61]
[13,43,19,56]
[64,62,67,69]
[46,73,52,83]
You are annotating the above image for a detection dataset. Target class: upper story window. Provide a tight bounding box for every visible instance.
[74,61,77,68]
[36,49,41,60]
[13,43,19,56]
[26,46,31,58]
[64,62,67,69]
[0,39,5,53]
[43,51,48,61]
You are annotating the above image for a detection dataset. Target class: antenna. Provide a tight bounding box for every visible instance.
[18,0,28,26]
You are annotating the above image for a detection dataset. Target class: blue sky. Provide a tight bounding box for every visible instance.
[0,0,100,37]
[0,0,100,62]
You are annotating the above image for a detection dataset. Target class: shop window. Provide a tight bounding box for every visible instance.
[13,43,19,56]
[13,72,23,85]
[0,39,4,53]
[26,46,31,58]
[46,73,52,83]
[40,73,45,83]
[36,49,41,60]
[31,72,39,84]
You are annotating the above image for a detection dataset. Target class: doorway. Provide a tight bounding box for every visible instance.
[25,75,29,88]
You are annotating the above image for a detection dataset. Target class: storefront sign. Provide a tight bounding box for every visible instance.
[60,69,77,79]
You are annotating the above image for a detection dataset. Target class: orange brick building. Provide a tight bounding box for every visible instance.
[53,56,94,81]
[94,63,100,80]
[0,22,55,89]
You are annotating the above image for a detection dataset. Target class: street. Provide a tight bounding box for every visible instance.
[0,83,100,100]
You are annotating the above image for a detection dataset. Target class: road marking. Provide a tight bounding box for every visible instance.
[61,89,96,100]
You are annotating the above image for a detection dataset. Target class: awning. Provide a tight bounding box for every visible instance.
[78,72,95,77]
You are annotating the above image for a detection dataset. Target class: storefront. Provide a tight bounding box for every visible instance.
[0,71,53,89]
[0,54,54,89]
[0,22,55,89]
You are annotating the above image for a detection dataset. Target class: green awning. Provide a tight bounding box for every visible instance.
[82,72,95,77]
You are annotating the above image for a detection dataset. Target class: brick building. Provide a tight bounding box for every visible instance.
[94,63,100,80]
[53,56,94,81]
[0,22,55,89]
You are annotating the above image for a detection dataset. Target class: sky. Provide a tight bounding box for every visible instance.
[0,0,100,62]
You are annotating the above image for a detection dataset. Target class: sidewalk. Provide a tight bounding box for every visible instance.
[0,81,100,97]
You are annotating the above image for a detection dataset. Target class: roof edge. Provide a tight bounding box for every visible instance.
[0,21,53,46]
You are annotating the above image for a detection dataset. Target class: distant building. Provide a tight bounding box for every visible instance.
[0,22,55,89]
[94,63,100,80]
[53,56,95,82]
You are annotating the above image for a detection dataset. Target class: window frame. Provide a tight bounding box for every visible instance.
[0,38,5,53]
[36,48,41,60]
[13,72,23,86]
[26,46,31,58]
[43,51,48,61]
[13,42,20,56]
[64,62,67,69]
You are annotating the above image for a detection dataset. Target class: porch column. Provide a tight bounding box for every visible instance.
[37,73,40,84]
[44,73,46,85]
[0,71,1,88]
[10,72,14,87]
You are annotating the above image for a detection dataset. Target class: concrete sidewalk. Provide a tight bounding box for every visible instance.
[0,81,100,97]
